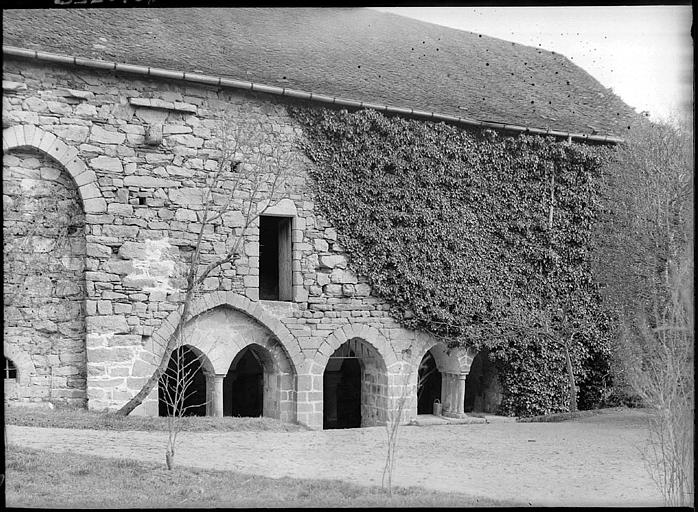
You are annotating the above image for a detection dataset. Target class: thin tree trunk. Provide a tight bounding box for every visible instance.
[116,296,193,416]
[563,340,577,413]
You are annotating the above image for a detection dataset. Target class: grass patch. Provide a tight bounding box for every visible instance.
[5,406,307,432]
[5,445,510,508]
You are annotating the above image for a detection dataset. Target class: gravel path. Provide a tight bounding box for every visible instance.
[6,408,662,506]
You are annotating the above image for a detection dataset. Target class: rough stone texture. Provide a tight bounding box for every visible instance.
[2,57,483,427]
[3,150,87,407]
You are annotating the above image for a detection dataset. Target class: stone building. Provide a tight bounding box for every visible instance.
[2,9,638,429]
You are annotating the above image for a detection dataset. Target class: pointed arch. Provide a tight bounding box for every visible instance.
[145,291,303,374]
[3,125,106,213]
[315,323,398,370]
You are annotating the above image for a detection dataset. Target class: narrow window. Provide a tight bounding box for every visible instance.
[4,356,17,380]
[259,215,292,301]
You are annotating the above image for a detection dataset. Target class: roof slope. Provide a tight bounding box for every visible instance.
[2,8,640,136]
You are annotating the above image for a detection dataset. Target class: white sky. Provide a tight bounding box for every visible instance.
[373,6,693,124]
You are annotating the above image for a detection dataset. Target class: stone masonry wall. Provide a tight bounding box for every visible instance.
[3,57,478,427]
[3,149,87,406]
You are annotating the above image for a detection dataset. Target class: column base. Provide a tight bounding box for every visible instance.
[442,411,467,419]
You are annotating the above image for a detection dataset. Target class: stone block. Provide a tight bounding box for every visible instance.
[163,124,192,134]
[79,182,102,199]
[330,268,358,284]
[108,334,142,347]
[90,125,126,144]
[169,187,205,206]
[203,277,219,290]
[86,243,112,258]
[97,300,113,315]
[113,302,132,314]
[117,241,146,259]
[85,271,118,283]
[132,359,154,377]
[123,176,178,188]
[52,124,90,143]
[86,314,130,334]
[107,203,134,216]
[87,347,134,363]
[108,367,130,377]
[244,242,259,257]
[313,238,329,252]
[169,134,203,148]
[90,156,123,173]
[323,284,343,296]
[127,377,149,389]
[103,259,135,275]
[103,225,139,238]
[319,254,347,269]
[293,286,309,302]
[83,197,108,214]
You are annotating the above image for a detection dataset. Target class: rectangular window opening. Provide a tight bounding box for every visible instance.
[259,215,292,301]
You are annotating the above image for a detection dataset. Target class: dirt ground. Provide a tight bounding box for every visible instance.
[5,407,663,506]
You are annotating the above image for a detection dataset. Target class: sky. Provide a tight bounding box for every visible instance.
[373,6,693,125]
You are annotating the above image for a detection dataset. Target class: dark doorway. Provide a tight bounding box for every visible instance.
[417,351,442,414]
[224,347,264,417]
[323,350,361,429]
[158,346,207,417]
[259,215,292,301]
[464,350,501,413]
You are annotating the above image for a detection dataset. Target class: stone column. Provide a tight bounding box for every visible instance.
[205,372,214,416]
[456,373,467,416]
[442,372,466,418]
[441,373,450,414]
[211,374,225,417]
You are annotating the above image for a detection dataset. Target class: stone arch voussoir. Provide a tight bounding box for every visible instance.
[144,292,303,376]
[315,324,397,371]
[413,332,475,375]
[3,125,106,213]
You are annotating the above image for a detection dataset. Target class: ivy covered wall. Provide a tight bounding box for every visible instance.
[291,107,613,416]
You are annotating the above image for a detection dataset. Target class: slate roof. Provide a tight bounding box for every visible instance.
[2,8,641,137]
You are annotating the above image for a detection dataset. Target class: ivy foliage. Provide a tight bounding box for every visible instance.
[290,107,613,416]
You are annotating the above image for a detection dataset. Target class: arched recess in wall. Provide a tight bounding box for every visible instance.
[3,126,107,214]
[158,344,214,417]
[412,340,478,417]
[142,292,302,422]
[3,344,35,390]
[316,324,396,429]
[415,342,461,415]
[3,125,106,407]
[464,348,503,414]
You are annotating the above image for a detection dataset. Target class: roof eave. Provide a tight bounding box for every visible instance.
[2,45,624,145]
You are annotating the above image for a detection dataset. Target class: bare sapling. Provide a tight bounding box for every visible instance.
[382,360,421,497]
[159,329,209,469]
[592,116,693,506]
[117,113,297,417]
[619,254,694,506]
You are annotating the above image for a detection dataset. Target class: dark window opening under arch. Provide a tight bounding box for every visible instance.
[158,346,207,417]
[224,346,264,417]
[417,351,442,414]
[323,347,362,430]
[4,356,18,380]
